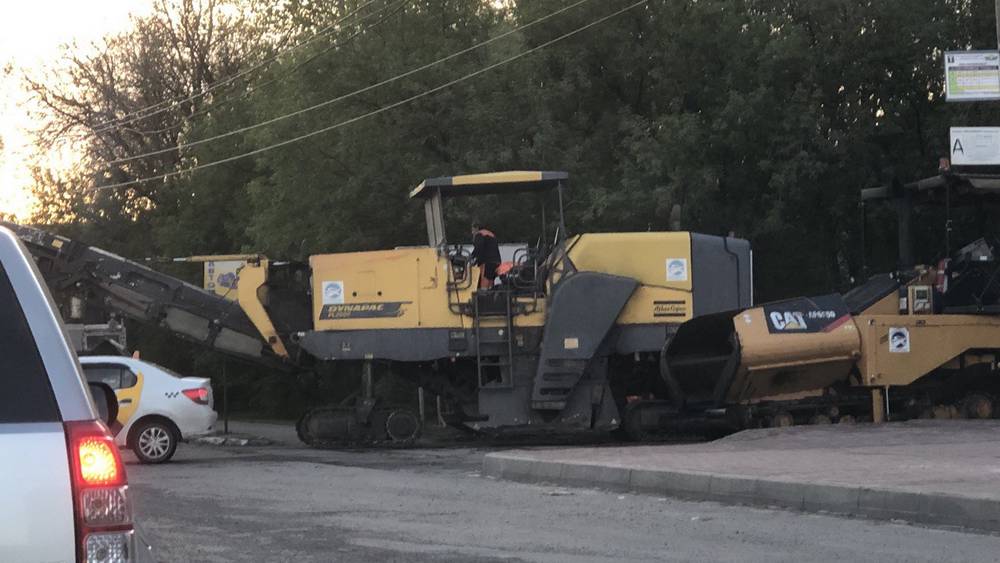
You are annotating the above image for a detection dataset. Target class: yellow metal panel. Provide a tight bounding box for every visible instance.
[450,171,544,185]
[735,307,861,371]
[311,248,547,330]
[871,387,887,423]
[568,232,694,325]
[737,360,857,403]
[857,314,1000,386]
[236,259,289,358]
[567,232,693,291]
[723,306,861,402]
[310,230,702,332]
[311,248,425,329]
[409,171,548,198]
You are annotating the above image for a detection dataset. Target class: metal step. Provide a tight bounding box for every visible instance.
[477,334,511,344]
[530,368,586,410]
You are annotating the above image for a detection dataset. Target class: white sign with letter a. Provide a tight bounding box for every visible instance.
[951,127,1000,166]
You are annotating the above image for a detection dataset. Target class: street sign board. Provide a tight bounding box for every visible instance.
[950,127,1000,166]
[945,51,1000,102]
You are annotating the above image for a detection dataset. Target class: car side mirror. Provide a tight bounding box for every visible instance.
[88,381,120,427]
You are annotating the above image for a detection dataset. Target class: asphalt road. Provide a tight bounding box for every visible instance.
[128,443,1000,563]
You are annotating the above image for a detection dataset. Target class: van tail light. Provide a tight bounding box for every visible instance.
[65,419,134,563]
[182,387,210,405]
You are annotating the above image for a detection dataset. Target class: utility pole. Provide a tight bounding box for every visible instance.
[223,360,229,434]
[996,0,1000,56]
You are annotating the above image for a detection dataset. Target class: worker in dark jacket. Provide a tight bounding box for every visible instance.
[471,221,501,289]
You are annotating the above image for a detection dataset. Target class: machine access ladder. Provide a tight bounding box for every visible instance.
[473,290,515,388]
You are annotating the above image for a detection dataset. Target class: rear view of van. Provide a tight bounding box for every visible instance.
[0,226,136,562]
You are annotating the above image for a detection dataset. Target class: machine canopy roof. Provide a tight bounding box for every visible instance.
[409,171,568,200]
[861,173,1000,206]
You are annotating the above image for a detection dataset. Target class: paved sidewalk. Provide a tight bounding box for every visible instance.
[483,420,1000,532]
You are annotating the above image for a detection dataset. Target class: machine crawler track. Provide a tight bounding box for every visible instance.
[296,406,423,449]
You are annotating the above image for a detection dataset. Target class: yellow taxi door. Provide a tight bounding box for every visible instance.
[114,366,144,428]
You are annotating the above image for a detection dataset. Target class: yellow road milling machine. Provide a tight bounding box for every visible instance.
[630,172,1000,438]
[6,171,753,447]
[295,172,752,445]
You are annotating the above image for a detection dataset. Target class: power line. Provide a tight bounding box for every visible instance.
[117,0,408,138]
[88,0,380,133]
[104,0,596,166]
[94,0,648,193]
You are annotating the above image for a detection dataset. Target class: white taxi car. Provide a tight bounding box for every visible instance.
[80,356,218,463]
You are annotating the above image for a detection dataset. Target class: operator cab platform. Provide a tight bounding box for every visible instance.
[410,171,570,309]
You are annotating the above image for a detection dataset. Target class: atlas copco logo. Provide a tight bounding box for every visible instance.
[769,311,808,331]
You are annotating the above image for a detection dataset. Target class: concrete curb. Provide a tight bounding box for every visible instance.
[483,453,1000,533]
[193,435,272,447]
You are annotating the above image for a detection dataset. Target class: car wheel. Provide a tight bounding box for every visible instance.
[131,420,177,464]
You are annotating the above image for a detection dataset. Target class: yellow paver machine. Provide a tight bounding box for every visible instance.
[641,172,1000,438]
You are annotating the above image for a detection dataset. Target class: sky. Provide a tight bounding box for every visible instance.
[0,0,152,219]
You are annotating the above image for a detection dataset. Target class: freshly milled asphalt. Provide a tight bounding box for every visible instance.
[127,439,1000,562]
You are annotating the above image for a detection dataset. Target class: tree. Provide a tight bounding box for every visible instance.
[25,0,280,251]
